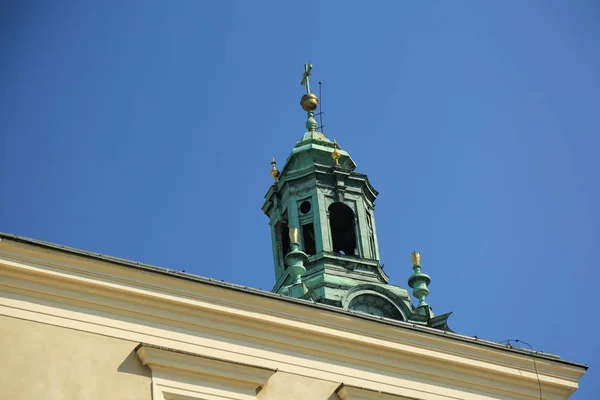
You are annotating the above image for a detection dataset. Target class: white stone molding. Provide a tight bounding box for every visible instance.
[0,237,586,400]
[137,344,274,400]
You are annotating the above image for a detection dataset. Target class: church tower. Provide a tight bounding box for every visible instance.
[262,64,450,329]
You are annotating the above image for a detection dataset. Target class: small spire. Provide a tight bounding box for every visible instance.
[284,227,308,286]
[410,251,420,266]
[300,63,319,132]
[331,139,341,165]
[270,157,280,181]
[408,251,432,313]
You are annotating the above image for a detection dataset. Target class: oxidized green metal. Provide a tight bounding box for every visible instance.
[305,112,318,131]
[408,251,432,313]
[284,228,308,286]
[261,63,451,329]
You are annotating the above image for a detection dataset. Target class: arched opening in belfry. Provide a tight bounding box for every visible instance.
[280,221,290,260]
[328,202,356,256]
[277,209,290,267]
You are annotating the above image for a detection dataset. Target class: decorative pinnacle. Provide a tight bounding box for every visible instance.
[331,139,341,165]
[284,226,307,286]
[407,251,431,310]
[300,63,319,132]
[411,251,421,266]
[289,226,299,243]
[270,157,280,181]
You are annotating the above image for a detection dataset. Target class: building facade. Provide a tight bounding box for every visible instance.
[0,234,587,399]
[0,65,587,399]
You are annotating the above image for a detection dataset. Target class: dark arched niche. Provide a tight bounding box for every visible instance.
[348,294,405,320]
[329,202,356,256]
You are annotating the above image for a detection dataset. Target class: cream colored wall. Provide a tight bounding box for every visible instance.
[257,372,340,400]
[0,238,586,400]
[0,315,151,400]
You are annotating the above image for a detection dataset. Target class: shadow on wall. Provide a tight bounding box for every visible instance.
[118,348,151,378]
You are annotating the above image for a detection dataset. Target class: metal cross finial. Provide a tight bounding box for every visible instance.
[301,63,313,94]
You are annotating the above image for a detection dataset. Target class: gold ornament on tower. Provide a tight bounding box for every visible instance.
[300,63,319,111]
[289,227,299,243]
[300,93,319,112]
[270,157,280,180]
[411,251,421,266]
[331,139,341,165]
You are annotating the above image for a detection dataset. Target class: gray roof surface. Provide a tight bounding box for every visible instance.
[0,232,587,370]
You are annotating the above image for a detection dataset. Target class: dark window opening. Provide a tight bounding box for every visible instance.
[329,202,356,256]
[302,223,316,256]
[300,200,311,214]
[278,209,290,266]
[280,221,290,263]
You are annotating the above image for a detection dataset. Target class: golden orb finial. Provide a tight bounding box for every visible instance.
[331,139,341,165]
[270,157,280,180]
[300,93,319,112]
[411,251,421,266]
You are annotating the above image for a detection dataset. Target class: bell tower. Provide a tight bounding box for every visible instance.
[262,64,451,329]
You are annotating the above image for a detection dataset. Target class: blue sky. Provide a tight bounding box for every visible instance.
[1,1,598,397]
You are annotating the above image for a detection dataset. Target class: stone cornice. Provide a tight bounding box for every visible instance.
[338,385,417,400]
[136,344,275,385]
[0,235,587,400]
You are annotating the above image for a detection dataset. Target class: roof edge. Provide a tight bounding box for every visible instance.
[0,232,588,371]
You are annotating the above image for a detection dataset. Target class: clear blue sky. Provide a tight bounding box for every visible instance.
[1,1,598,397]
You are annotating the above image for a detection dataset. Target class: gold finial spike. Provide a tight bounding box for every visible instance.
[331,138,341,165]
[270,157,280,180]
[411,251,421,266]
[289,227,299,243]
